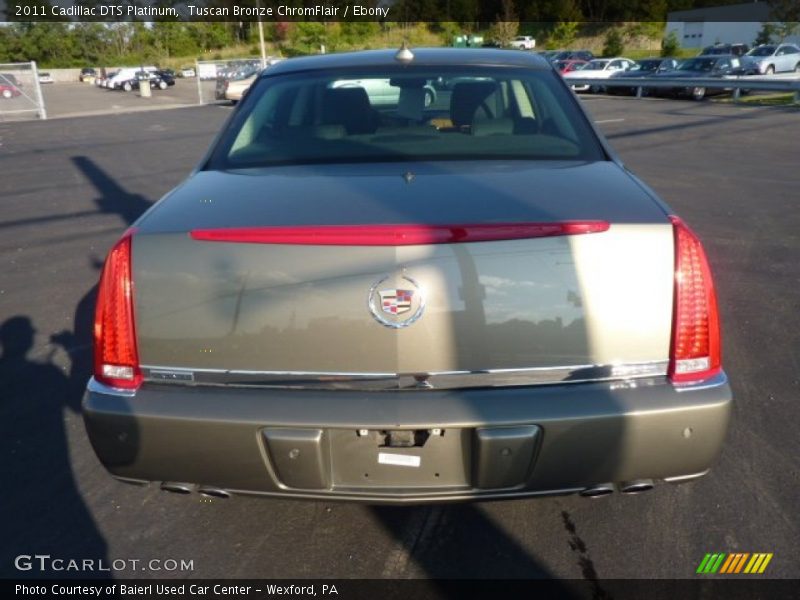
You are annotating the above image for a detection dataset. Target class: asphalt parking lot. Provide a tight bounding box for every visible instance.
[0,98,798,583]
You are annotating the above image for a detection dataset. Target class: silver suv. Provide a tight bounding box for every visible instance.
[746,44,800,74]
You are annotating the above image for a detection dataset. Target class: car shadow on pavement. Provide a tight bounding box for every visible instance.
[370,503,585,594]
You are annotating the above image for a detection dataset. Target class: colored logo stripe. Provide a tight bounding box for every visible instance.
[697,552,773,574]
[697,553,726,573]
[720,553,749,573]
[744,553,773,574]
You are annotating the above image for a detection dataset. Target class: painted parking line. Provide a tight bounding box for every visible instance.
[594,118,626,124]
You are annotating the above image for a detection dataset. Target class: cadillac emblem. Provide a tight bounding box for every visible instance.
[368,274,425,328]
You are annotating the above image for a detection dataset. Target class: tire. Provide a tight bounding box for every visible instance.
[424,89,434,107]
[2,89,12,99]
[589,84,600,94]
[795,63,800,73]
[122,81,132,92]
[766,65,775,75]
[692,87,706,101]
[158,81,167,90]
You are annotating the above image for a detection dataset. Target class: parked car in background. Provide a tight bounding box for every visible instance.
[653,54,757,100]
[562,57,635,92]
[1,73,22,90]
[0,79,22,99]
[155,70,176,88]
[96,71,115,88]
[219,72,258,104]
[700,43,750,57]
[539,50,562,62]
[82,48,732,504]
[745,44,800,74]
[509,36,536,50]
[110,67,158,91]
[180,67,196,78]
[38,72,54,84]
[551,50,595,62]
[79,67,96,82]
[331,77,438,108]
[607,57,679,95]
[122,70,175,91]
[554,59,588,74]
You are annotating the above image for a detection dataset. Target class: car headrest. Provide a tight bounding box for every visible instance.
[450,81,500,127]
[322,87,375,135]
[397,86,426,122]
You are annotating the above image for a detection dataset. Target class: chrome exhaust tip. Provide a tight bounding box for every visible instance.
[160,482,194,494]
[579,483,615,498]
[620,479,654,495]
[198,487,231,499]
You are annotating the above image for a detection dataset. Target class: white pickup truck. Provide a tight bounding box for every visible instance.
[509,36,536,50]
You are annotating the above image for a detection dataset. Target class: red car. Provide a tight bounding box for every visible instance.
[554,59,588,74]
[1,84,22,99]
[1,73,22,99]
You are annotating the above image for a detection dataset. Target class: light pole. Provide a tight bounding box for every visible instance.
[256,0,267,69]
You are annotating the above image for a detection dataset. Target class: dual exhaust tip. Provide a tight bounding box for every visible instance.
[160,482,231,499]
[579,479,654,498]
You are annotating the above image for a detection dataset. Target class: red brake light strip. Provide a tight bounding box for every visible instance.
[190,222,609,246]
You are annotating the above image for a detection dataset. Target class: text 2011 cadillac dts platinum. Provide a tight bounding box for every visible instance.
[83,47,731,503]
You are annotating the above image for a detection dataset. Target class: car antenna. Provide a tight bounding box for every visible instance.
[395,41,414,63]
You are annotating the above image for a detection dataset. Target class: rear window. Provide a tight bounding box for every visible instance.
[206,66,605,169]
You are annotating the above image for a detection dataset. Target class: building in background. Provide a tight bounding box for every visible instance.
[666,1,800,49]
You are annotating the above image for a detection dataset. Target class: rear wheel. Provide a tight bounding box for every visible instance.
[691,87,706,101]
[589,84,601,94]
[158,80,167,90]
[122,81,132,92]
[795,63,800,73]
[766,65,775,75]
[424,89,434,107]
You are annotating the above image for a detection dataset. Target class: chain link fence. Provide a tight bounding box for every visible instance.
[0,61,47,120]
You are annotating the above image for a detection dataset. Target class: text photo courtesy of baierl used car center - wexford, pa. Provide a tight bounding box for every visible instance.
[0,1,798,599]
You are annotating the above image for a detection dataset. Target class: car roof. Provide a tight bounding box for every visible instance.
[265,48,551,77]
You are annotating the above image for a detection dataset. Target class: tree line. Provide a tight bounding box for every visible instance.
[2,0,797,67]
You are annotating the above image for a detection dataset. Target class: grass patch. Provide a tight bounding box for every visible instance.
[715,92,800,107]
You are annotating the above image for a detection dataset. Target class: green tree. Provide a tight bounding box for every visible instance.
[548,22,579,49]
[290,22,327,54]
[661,30,680,57]
[754,23,776,46]
[488,0,519,47]
[602,28,625,57]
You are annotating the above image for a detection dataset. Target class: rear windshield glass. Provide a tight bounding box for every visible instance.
[206,66,605,169]
[679,58,717,71]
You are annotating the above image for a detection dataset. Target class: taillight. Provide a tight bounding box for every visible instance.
[668,216,721,384]
[93,231,141,390]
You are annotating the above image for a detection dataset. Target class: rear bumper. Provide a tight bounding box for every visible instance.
[82,374,732,504]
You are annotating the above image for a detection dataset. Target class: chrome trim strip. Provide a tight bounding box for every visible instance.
[87,376,138,397]
[672,371,728,392]
[663,469,710,483]
[141,361,669,391]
